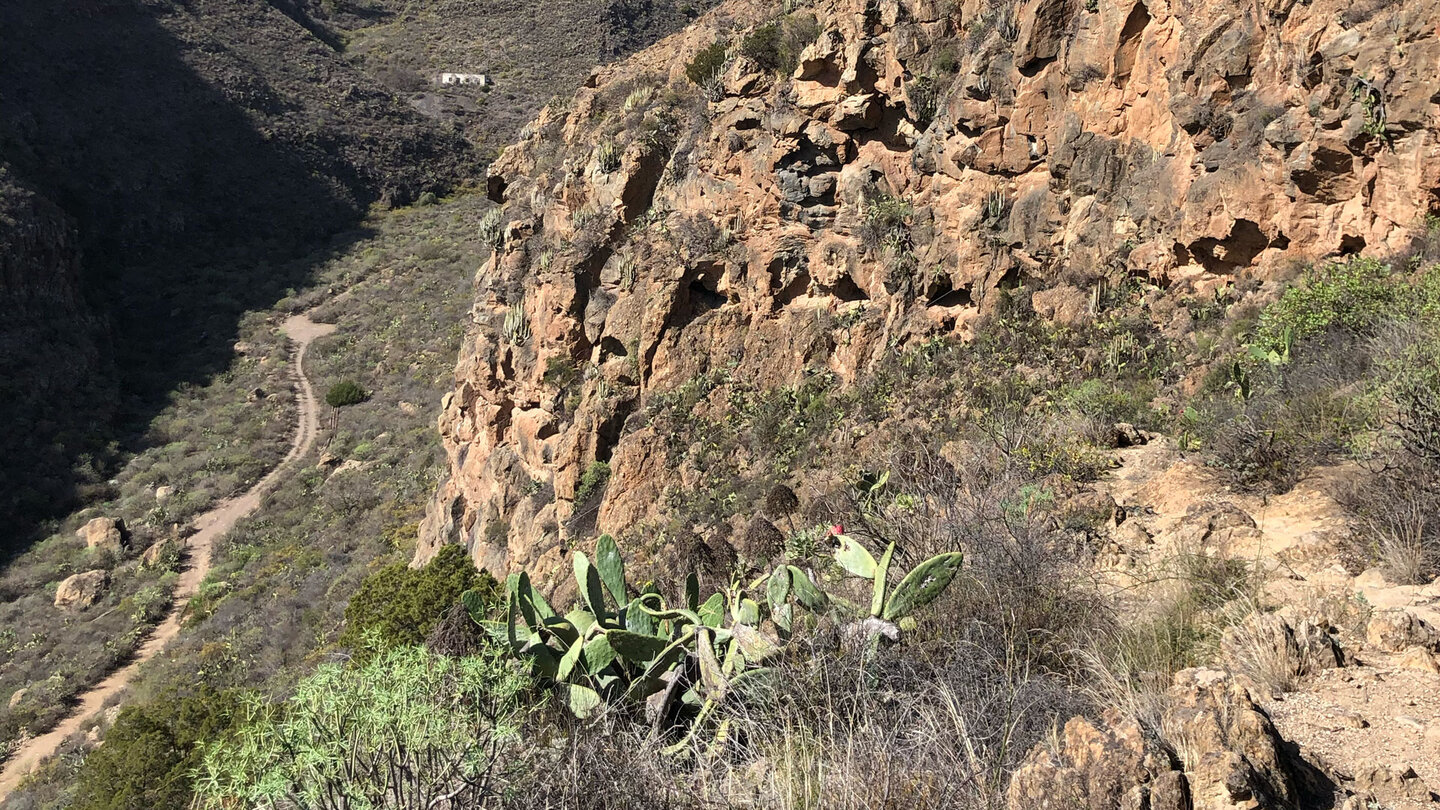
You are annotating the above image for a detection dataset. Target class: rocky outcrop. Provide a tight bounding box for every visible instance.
[1219,611,1344,689]
[1008,668,1341,810]
[1366,609,1440,653]
[422,0,1440,576]
[1007,710,1190,809]
[53,570,111,610]
[76,517,128,555]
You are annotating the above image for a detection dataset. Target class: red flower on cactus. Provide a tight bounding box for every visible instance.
[829,524,844,536]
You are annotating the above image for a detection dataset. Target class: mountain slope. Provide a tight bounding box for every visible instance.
[420,0,1440,579]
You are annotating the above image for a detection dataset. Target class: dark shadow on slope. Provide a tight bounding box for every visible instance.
[0,0,474,558]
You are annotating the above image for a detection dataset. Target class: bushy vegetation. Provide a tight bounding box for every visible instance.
[574,461,613,504]
[195,645,527,809]
[739,13,821,76]
[324,379,367,408]
[1253,255,1440,354]
[338,544,498,657]
[71,688,242,810]
[685,41,728,86]
[1191,257,1440,493]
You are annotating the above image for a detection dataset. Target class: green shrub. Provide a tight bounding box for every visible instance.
[72,689,242,810]
[740,17,820,76]
[324,380,367,408]
[685,41,728,85]
[338,544,498,656]
[740,23,784,72]
[195,646,526,810]
[1255,256,1413,352]
[575,460,611,503]
[596,140,622,173]
[858,192,914,256]
[543,356,580,390]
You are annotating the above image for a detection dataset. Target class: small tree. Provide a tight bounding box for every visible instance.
[324,380,367,408]
[72,689,241,810]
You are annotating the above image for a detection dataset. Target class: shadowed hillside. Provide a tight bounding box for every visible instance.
[0,0,476,554]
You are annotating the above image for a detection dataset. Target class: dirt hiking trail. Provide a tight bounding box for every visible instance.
[0,314,335,798]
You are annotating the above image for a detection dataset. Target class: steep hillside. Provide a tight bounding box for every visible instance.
[420,0,1440,579]
[0,169,108,544]
[0,0,476,551]
[339,0,722,152]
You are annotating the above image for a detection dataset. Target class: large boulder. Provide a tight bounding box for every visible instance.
[1366,609,1440,653]
[1351,764,1434,805]
[140,537,179,568]
[1165,669,1299,810]
[76,516,127,554]
[1007,710,1190,810]
[1219,611,1343,692]
[54,569,110,609]
[1007,669,1328,810]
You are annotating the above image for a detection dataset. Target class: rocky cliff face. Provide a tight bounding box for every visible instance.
[0,168,108,547]
[421,0,1440,578]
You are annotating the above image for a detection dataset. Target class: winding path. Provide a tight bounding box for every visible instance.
[0,314,336,798]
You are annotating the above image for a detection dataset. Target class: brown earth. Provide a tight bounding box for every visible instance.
[1096,440,1440,807]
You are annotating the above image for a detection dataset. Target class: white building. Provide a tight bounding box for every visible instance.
[438,73,489,87]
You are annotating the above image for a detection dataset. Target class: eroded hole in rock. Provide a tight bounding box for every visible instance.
[774,268,814,308]
[925,279,973,308]
[1019,55,1057,78]
[1188,219,1272,273]
[599,335,628,359]
[594,404,631,464]
[1113,1,1150,88]
[1173,241,1193,266]
[486,175,507,204]
[824,273,869,302]
[677,277,726,323]
[1339,234,1366,254]
[534,418,559,442]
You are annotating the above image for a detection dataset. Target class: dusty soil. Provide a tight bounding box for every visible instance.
[1102,441,1440,806]
[0,314,335,797]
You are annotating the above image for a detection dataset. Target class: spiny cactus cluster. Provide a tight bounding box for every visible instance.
[461,533,964,751]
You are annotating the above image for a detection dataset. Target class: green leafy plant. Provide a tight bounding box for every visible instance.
[324,380,367,408]
[464,535,795,750]
[478,207,506,250]
[72,689,242,810]
[574,460,612,503]
[1254,256,1405,354]
[338,544,498,658]
[195,645,525,809]
[463,533,963,753]
[596,140,622,173]
[502,303,531,346]
[740,23,784,72]
[685,41,728,86]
